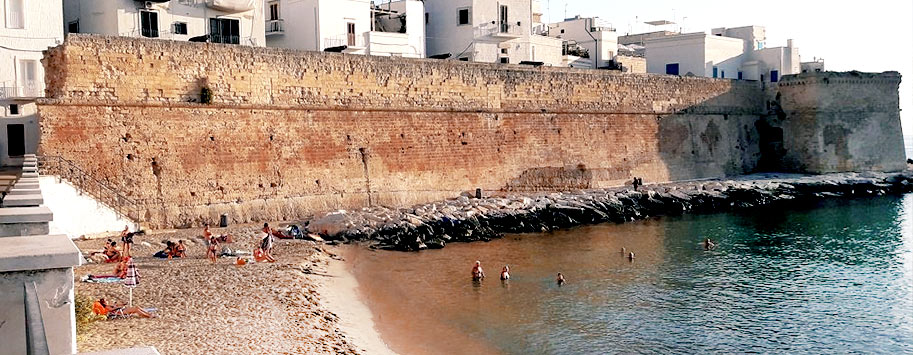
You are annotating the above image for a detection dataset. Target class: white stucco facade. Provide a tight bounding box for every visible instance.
[644,25,804,82]
[0,0,63,166]
[547,16,617,69]
[265,0,425,58]
[63,0,265,46]
[424,0,561,65]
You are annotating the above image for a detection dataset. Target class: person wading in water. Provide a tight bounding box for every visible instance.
[472,261,485,280]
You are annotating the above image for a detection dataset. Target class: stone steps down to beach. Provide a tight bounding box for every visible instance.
[308,171,913,251]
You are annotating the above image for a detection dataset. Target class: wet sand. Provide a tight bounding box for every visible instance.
[73,224,382,355]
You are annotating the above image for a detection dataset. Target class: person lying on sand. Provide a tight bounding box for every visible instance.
[263,223,292,240]
[205,224,234,244]
[472,261,485,280]
[93,298,156,319]
[253,247,276,263]
[500,265,510,280]
[87,258,129,280]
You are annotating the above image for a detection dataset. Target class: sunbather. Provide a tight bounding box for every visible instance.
[104,240,122,263]
[173,240,187,258]
[92,298,156,318]
[153,241,175,259]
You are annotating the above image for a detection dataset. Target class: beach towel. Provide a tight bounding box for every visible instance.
[84,277,124,284]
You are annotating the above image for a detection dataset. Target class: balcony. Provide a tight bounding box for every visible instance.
[475,22,524,42]
[323,34,366,53]
[266,19,284,35]
[0,84,41,100]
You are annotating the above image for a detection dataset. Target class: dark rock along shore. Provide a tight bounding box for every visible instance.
[307,171,913,251]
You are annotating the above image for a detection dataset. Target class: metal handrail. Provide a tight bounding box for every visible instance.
[37,155,145,222]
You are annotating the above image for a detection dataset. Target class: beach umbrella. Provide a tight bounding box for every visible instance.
[123,257,140,307]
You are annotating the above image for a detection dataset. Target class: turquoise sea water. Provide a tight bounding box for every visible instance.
[349,195,913,354]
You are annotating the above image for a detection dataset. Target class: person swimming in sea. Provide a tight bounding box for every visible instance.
[472,261,485,280]
[500,265,510,280]
[703,238,716,251]
[556,272,566,286]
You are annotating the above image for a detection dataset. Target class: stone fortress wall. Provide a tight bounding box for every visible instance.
[35,35,902,228]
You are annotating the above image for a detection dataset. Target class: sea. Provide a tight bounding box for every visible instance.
[347,195,913,354]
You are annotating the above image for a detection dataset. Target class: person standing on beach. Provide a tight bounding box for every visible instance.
[207,235,219,263]
[120,225,133,257]
[472,261,485,280]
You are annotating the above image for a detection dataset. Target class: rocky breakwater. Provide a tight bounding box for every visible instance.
[307,172,913,251]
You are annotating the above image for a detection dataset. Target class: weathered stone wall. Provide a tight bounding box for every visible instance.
[767,71,904,173]
[617,55,647,74]
[39,35,764,228]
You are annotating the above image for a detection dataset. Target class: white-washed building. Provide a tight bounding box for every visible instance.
[265,0,425,58]
[63,0,265,46]
[0,0,63,166]
[547,16,618,69]
[424,0,562,65]
[643,25,803,82]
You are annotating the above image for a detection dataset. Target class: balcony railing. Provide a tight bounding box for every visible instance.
[0,83,41,99]
[475,22,524,39]
[324,33,366,50]
[266,19,284,35]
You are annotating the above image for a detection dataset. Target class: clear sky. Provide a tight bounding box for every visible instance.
[542,0,913,133]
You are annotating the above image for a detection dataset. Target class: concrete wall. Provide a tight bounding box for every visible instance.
[64,0,266,46]
[767,71,905,173]
[41,176,136,238]
[38,35,765,228]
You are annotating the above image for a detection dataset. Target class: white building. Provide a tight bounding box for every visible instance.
[0,0,63,166]
[547,16,618,69]
[643,25,802,82]
[63,0,265,46]
[424,0,562,65]
[265,0,425,58]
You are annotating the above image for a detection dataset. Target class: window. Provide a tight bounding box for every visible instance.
[347,22,355,46]
[173,22,187,35]
[5,0,23,29]
[666,63,679,76]
[210,18,240,44]
[140,11,159,38]
[560,29,565,34]
[712,67,718,78]
[721,70,725,79]
[67,21,79,34]
[500,48,508,54]
[425,13,429,25]
[19,59,36,94]
[770,70,779,82]
[457,7,471,26]
[458,57,469,61]
[268,2,280,21]
[8,104,18,115]
[500,57,509,64]
[738,71,743,80]
[499,5,508,32]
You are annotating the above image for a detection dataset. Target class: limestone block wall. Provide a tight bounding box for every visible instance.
[771,71,905,173]
[38,35,764,228]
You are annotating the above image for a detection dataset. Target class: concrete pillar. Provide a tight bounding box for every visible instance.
[0,234,81,355]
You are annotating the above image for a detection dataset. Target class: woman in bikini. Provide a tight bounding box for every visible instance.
[207,235,219,263]
[94,298,155,318]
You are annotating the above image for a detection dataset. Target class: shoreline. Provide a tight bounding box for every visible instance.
[320,248,397,355]
[309,171,913,251]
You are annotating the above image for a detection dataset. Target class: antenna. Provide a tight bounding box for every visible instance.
[564,2,567,21]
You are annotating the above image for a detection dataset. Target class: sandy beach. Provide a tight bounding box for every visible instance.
[73,224,391,355]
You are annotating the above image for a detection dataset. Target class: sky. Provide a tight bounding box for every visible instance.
[542,0,913,133]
